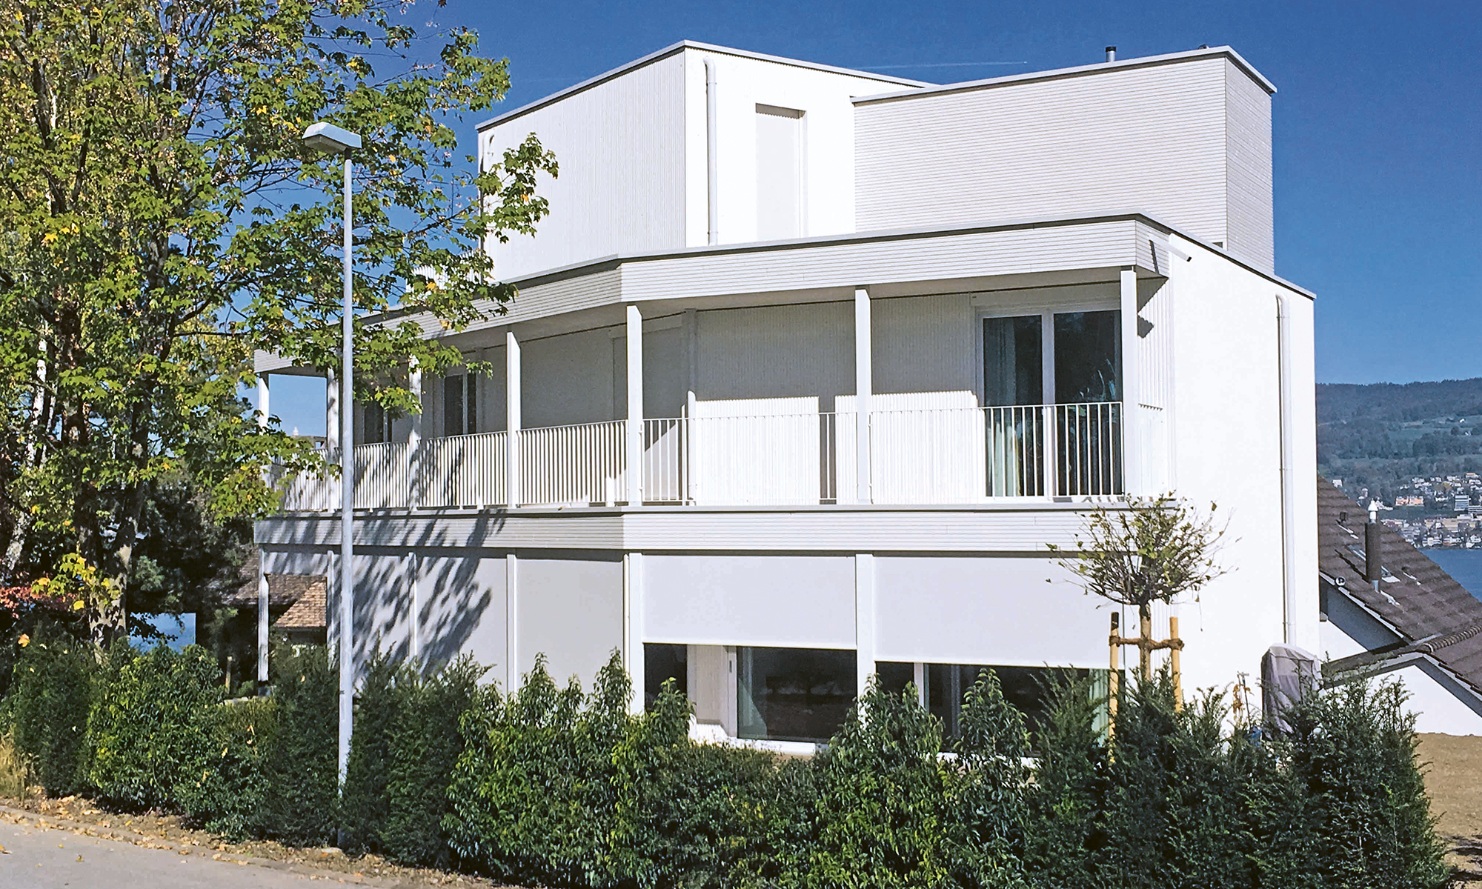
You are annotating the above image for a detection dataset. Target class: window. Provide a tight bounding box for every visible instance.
[443,373,477,437]
[929,663,1109,739]
[363,400,391,444]
[644,643,688,710]
[737,646,854,744]
[755,105,804,240]
[981,309,1123,496]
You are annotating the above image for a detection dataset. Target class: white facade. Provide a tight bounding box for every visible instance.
[257,42,1320,745]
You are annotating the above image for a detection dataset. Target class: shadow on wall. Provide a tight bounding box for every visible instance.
[340,509,510,679]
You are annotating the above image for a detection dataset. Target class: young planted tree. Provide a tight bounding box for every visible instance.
[1049,494,1227,676]
[0,0,557,646]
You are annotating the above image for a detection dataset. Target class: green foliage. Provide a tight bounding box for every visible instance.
[445,652,629,887]
[260,644,338,847]
[380,658,481,866]
[1022,675,1106,889]
[1285,680,1449,889]
[177,697,278,840]
[88,644,220,810]
[9,634,95,795]
[947,671,1031,889]
[0,0,557,645]
[340,655,400,854]
[0,644,1456,889]
[1098,675,1249,889]
[808,681,950,889]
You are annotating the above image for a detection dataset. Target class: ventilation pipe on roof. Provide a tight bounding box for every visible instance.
[1105,46,1117,62]
[1366,500,1383,591]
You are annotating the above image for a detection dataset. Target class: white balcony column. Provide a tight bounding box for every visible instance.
[1119,267,1141,496]
[625,304,644,506]
[505,330,521,507]
[623,551,645,714]
[407,362,422,507]
[257,553,270,684]
[854,286,873,504]
[325,370,340,453]
[855,553,876,697]
[255,374,271,681]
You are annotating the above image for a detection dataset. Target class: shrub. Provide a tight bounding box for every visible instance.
[947,670,1031,888]
[381,657,482,866]
[808,680,950,889]
[1098,675,1251,889]
[88,644,221,810]
[340,655,401,854]
[177,697,278,840]
[445,652,632,888]
[609,680,791,888]
[259,643,338,846]
[1022,675,1107,889]
[9,634,95,796]
[1286,680,1448,889]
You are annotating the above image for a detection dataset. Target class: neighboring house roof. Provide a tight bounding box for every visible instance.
[1318,475,1482,694]
[273,577,327,631]
[228,552,327,628]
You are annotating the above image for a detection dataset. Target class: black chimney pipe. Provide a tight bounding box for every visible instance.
[1365,501,1382,589]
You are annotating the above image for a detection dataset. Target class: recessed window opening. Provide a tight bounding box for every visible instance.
[363,400,391,444]
[644,643,689,710]
[443,372,478,437]
[755,104,804,241]
[738,646,854,744]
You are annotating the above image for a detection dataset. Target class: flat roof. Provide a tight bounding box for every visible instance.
[477,40,930,132]
[852,45,1276,107]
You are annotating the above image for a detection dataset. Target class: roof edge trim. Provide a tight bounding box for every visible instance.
[852,46,1276,107]
[477,40,929,132]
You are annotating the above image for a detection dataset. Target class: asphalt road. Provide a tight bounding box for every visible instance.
[0,817,369,888]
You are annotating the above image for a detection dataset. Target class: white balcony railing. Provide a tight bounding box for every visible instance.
[519,420,626,507]
[422,431,506,508]
[274,402,1122,512]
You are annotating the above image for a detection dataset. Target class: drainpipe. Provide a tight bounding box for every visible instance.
[705,58,719,245]
[1276,294,1298,643]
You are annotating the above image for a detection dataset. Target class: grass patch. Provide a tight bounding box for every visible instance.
[0,731,34,800]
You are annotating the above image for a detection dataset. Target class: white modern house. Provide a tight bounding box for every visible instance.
[254,42,1320,746]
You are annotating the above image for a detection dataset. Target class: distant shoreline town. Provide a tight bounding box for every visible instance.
[1333,473,1482,549]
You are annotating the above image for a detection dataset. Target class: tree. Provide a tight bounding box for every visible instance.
[1049,494,1227,676]
[0,0,557,646]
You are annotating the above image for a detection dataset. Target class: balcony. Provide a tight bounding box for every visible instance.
[275,402,1122,512]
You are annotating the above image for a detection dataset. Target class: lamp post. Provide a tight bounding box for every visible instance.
[302,121,363,785]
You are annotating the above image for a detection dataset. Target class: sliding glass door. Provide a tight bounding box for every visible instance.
[981,308,1122,497]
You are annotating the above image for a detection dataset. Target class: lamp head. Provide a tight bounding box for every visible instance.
[302,121,362,154]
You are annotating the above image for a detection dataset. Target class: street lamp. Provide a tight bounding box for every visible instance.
[302,121,362,786]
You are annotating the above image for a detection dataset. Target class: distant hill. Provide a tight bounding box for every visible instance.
[1317,378,1482,503]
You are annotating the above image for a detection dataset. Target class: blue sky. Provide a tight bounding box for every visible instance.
[272,0,1481,433]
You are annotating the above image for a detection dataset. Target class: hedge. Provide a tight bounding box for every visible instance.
[1,638,1452,889]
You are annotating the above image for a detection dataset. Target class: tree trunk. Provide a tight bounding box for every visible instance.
[1138,602,1154,677]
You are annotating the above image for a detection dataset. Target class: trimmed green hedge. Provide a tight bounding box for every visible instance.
[1,639,1451,889]
[9,635,95,796]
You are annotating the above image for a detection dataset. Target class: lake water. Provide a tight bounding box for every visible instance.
[1422,548,1482,602]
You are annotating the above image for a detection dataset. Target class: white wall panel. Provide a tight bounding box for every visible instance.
[522,328,620,427]
[696,302,852,402]
[856,57,1243,255]
[684,49,905,247]
[874,556,1110,667]
[644,554,856,649]
[418,553,509,674]
[872,294,975,394]
[516,556,624,688]
[1164,234,1306,689]
[1225,60,1275,272]
[486,54,686,279]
